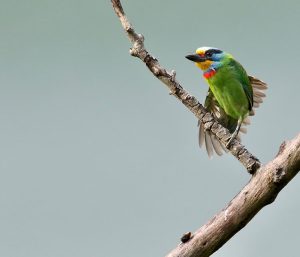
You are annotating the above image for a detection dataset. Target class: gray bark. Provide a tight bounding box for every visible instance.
[111,1,300,256]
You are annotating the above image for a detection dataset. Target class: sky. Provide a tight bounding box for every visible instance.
[0,0,299,257]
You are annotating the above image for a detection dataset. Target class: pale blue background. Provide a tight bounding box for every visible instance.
[0,0,299,256]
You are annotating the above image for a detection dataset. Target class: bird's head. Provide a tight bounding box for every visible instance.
[185,47,226,71]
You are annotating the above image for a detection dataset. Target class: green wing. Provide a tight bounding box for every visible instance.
[198,76,267,157]
[227,58,268,115]
[228,58,254,111]
[248,75,268,114]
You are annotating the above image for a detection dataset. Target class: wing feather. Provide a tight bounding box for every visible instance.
[198,89,235,157]
[197,76,267,157]
[248,75,267,116]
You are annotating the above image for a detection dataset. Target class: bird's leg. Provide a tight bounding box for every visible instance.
[226,117,243,147]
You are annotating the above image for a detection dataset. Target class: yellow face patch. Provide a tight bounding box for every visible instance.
[195,60,213,70]
[196,49,205,55]
[194,48,213,70]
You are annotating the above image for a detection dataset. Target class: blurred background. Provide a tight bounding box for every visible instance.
[0,0,299,256]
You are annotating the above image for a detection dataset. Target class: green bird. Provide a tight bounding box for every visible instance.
[186,47,267,157]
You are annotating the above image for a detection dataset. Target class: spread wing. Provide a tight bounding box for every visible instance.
[248,76,268,115]
[198,89,233,158]
[198,76,267,157]
[230,58,254,111]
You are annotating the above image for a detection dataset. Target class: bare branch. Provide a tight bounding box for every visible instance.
[111,0,260,174]
[111,1,300,256]
[166,133,300,257]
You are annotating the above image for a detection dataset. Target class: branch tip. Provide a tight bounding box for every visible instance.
[111,0,125,17]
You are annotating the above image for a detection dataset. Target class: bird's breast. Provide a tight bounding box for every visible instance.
[203,69,217,79]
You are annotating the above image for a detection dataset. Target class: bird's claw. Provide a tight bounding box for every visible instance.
[226,136,234,148]
[226,133,238,148]
[226,118,242,148]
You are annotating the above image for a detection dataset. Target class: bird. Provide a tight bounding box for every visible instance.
[186,47,267,157]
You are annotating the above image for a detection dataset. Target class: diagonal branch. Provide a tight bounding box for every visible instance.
[111,0,260,174]
[166,134,300,257]
[111,1,300,257]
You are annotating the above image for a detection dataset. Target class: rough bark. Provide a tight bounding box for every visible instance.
[166,134,300,257]
[111,1,300,256]
[111,0,260,174]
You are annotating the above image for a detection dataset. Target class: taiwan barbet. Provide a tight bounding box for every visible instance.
[186,47,267,157]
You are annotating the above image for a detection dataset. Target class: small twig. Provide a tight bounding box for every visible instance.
[111,0,260,174]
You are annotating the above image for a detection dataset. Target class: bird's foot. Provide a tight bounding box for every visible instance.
[226,132,238,148]
[226,117,242,148]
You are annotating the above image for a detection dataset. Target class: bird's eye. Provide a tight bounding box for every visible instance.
[206,51,213,57]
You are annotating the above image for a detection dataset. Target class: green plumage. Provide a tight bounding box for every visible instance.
[207,56,253,120]
[186,47,267,157]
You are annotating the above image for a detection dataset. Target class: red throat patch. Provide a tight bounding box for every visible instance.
[203,69,217,79]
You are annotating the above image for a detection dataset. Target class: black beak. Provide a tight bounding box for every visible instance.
[185,54,206,62]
